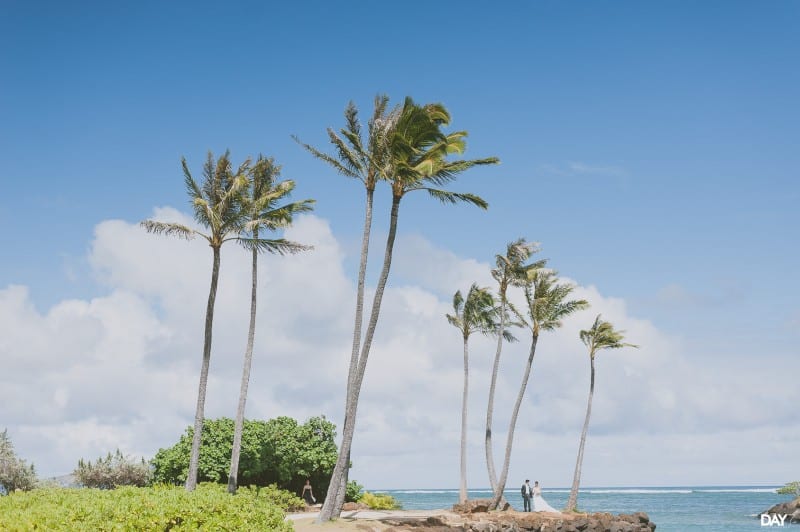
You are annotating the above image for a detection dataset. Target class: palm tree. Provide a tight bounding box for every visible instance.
[484,239,539,497]
[447,284,508,504]
[566,315,638,511]
[319,97,499,522]
[294,95,393,511]
[491,269,589,509]
[141,151,251,491]
[226,156,315,494]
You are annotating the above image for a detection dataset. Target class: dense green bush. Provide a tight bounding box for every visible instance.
[74,449,152,489]
[346,479,364,502]
[777,481,800,497]
[0,429,37,493]
[0,483,295,531]
[151,416,338,499]
[360,491,401,510]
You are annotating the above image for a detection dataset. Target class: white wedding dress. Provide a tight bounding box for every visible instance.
[532,486,559,513]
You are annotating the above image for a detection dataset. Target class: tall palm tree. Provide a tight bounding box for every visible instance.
[566,315,637,511]
[319,97,499,522]
[491,269,589,509]
[294,95,394,511]
[141,151,251,491]
[447,284,510,504]
[226,156,315,494]
[485,239,538,496]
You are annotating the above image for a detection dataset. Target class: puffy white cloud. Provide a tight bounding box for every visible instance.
[0,210,797,490]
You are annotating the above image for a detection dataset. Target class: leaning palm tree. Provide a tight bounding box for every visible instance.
[141,151,251,491]
[226,156,315,494]
[447,284,510,504]
[565,315,638,511]
[491,268,589,509]
[294,95,394,511]
[485,239,539,496]
[319,97,499,522]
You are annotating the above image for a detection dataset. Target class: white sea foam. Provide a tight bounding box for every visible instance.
[587,489,692,494]
[696,488,777,493]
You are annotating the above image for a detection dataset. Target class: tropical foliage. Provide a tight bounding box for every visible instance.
[0,483,296,531]
[360,491,402,510]
[152,416,337,499]
[74,450,151,489]
[0,429,37,493]
[777,481,800,497]
[345,479,364,502]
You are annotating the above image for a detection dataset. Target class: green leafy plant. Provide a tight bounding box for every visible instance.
[151,416,337,499]
[345,480,364,502]
[0,429,37,493]
[0,483,295,530]
[777,481,800,497]
[74,449,152,489]
[360,491,401,510]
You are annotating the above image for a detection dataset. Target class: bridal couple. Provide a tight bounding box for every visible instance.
[521,479,558,513]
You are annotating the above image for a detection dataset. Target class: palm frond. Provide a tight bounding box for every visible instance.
[292,135,362,181]
[236,237,313,256]
[140,220,197,240]
[415,188,488,209]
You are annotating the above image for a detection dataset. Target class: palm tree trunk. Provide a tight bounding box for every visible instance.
[460,334,470,503]
[185,245,221,491]
[492,333,538,509]
[485,292,507,495]
[318,194,401,523]
[227,229,259,494]
[567,355,595,511]
[318,189,380,522]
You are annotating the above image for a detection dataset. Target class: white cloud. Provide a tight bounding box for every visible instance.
[1,210,797,490]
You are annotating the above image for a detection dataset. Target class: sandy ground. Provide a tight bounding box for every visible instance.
[286,509,457,531]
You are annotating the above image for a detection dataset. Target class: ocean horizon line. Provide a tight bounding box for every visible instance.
[369,485,782,494]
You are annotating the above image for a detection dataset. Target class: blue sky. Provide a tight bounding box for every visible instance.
[1,1,798,486]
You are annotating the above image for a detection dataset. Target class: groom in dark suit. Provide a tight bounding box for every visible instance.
[521,479,533,512]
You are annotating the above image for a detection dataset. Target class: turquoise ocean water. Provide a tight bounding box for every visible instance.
[375,487,794,531]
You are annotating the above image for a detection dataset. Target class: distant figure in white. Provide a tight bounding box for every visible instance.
[533,481,559,513]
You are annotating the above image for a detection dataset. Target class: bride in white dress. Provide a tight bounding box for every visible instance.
[532,481,559,513]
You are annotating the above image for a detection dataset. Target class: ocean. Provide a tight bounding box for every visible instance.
[374,487,794,531]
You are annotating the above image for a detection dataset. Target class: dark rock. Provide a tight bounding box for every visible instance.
[454,498,493,514]
[763,496,800,524]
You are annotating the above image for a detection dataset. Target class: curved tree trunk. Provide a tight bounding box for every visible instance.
[460,334,470,503]
[567,355,595,511]
[227,228,259,494]
[492,334,538,509]
[330,188,374,512]
[186,245,221,491]
[485,292,507,495]
[319,194,399,523]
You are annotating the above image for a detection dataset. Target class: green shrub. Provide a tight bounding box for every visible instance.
[360,491,401,510]
[0,483,294,531]
[777,481,800,497]
[74,449,152,489]
[0,429,37,493]
[151,416,337,499]
[345,479,364,502]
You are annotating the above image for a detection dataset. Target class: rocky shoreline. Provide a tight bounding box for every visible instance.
[762,496,800,525]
